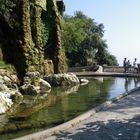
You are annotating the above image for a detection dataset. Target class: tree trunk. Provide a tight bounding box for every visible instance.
[20,0,35,78]
[45,0,65,74]
[19,0,44,81]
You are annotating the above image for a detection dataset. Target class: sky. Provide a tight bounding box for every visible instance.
[64,0,140,66]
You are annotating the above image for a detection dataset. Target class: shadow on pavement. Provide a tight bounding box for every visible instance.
[54,90,140,140]
[55,114,140,140]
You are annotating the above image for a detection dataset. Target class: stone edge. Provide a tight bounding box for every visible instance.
[14,86,140,140]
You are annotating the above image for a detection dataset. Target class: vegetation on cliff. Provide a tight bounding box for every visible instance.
[0,0,118,81]
[0,0,65,81]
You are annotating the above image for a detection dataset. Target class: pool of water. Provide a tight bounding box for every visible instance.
[0,77,140,139]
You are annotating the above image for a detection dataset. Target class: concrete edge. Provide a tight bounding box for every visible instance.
[74,72,140,77]
[14,86,140,140]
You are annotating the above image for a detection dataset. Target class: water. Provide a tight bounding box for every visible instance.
[0,77,140,139]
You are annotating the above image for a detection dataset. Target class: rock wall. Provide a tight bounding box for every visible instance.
[0,45,3,60]
[0,92,13,114]
[0,69,22,114]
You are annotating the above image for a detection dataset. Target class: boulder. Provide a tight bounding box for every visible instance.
[0,92,13,114]
[0,69,18,89]
[20,71,52,95]
[19,84,40,95]
[0,75,3,83]
[44,73,80,87]
[0,70,22,114]
[40,79,51,94]
[25,71,40,86]
[10,91,23,102]
[80,78,89,85]
[0,84,9,91]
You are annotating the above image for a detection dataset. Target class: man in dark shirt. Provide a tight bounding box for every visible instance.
[123,58,127,73]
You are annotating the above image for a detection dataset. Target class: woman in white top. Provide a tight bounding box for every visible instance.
[133,58,138,73]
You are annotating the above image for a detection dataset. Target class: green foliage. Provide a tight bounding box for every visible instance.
[62,11,118,67]
[0,0,16,14]
[106,53,118,66]
[41,11,49,46]
[95,40,118,66]
[0,60,7,68]
[0,60,13,69]
[56,0,65,16]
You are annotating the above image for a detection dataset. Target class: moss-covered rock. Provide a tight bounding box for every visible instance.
[20,71,51,95]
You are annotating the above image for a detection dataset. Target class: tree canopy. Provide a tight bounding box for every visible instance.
[62,11,118,66]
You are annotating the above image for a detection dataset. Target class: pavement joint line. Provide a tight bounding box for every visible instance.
[14,86,140,140]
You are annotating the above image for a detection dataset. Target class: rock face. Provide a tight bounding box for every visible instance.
[0,69,18,88]
[0,69,22,114]
[43,73,80,86]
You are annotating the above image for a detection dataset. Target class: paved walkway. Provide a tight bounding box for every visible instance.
[46,89,140,140]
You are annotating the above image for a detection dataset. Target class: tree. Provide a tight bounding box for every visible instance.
[62,11,118,67]
[31,0,45,74]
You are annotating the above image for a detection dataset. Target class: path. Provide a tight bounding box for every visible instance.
[45,90,140,140]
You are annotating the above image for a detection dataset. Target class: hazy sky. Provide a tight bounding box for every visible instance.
[64,0,140,65]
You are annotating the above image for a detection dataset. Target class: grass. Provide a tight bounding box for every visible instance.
[0,60,11,69]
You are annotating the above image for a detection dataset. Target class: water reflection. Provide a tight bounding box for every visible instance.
[0,77,140,139]
[93,77,104,83]
[134,78,139,88]
[124,78,130,92]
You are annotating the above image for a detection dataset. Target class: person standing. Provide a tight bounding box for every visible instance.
[123,58,127,73]
[127,60,131,72]
[133,58,138,73]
